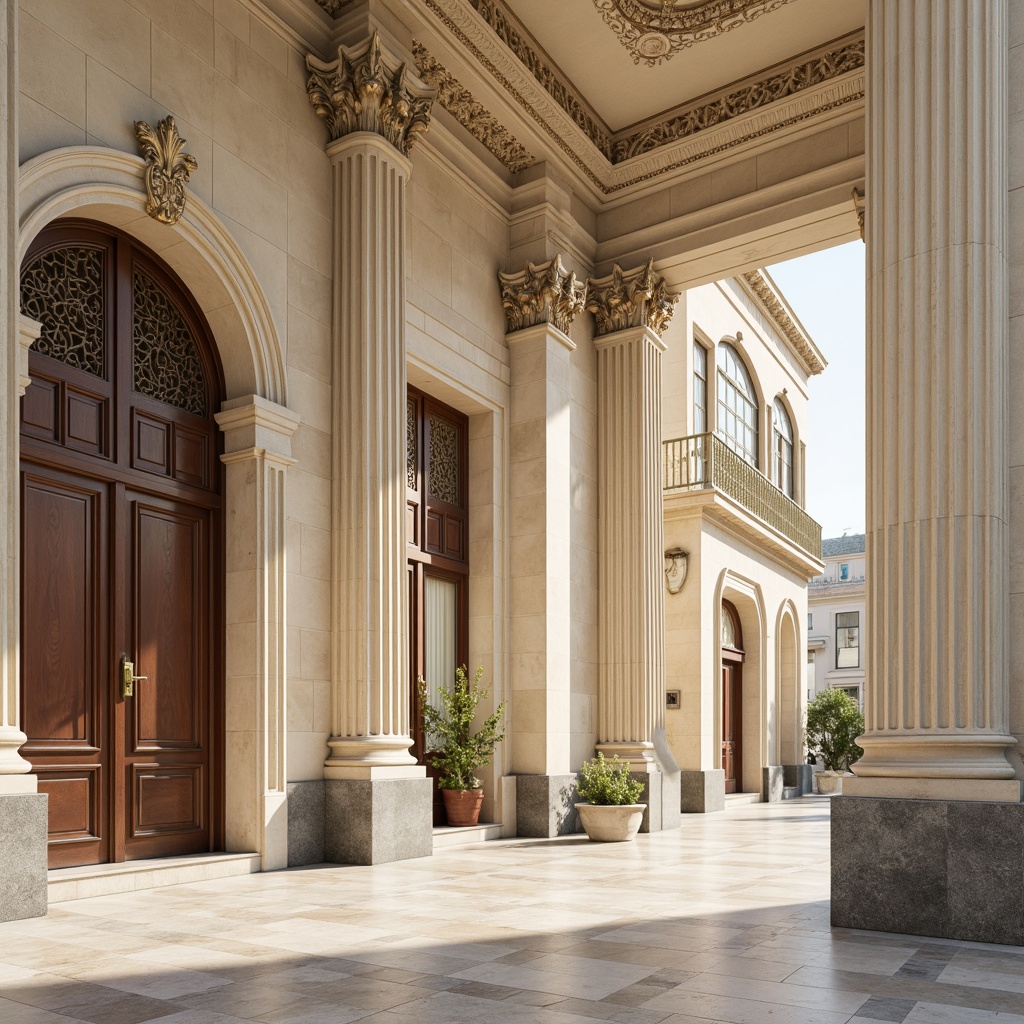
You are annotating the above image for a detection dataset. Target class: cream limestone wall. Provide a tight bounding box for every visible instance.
[16,0,333,824]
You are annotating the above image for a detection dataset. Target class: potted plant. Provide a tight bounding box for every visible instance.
[574,752,646,842]
[419,666,505,827]
[805,687,865,795]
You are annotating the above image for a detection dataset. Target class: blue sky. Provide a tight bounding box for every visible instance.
[767,241,866,540]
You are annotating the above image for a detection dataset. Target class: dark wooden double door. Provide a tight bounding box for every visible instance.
[19,222,223,868]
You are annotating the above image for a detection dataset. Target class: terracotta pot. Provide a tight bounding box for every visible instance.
[575,803,645,842]
[442,788,484,827]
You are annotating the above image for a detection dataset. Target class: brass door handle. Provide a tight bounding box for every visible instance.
[120,655,148,699]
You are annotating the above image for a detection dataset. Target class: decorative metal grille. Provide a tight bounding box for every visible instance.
[407,398,417,490]
[663,432,821,558]
[428,414,460,506]
[20,245,106,377]
[132,270,207,416]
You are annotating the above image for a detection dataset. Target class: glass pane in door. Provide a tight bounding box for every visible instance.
[423,576,458,711]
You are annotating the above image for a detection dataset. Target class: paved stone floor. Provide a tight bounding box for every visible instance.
[2,795,1024,1024]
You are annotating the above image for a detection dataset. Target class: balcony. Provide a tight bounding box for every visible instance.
[663,432,823,568]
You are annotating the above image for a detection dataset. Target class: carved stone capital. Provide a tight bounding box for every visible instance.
[852,186,865,241]
[306,32,435,156]
[498,254,587,336]
[586,258,679,337]
[134,116,197,225]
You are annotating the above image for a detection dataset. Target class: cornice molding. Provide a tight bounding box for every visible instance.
[411,42,534,173]
[498,254,587,335]
[306,32,436,154]
[593,0,795,66]
[313,0,356,14]
[739,269,826,377]
[586,258,679,337]
[423,0,864,195]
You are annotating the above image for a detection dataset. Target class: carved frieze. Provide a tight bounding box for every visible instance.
[314,0,356,14]
[593,0,794,67]
[498,254,587,335]
[586,258,679,337]
[306,33,435,155]
[411,43,534,173]
[612,39,865,160]
[134,116,197,226]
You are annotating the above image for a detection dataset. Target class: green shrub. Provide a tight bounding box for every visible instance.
[419,666,505,791]
[576,752,645,805]
[806,687,864,772]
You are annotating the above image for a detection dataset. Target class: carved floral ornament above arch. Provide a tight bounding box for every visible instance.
[593,0,795,66]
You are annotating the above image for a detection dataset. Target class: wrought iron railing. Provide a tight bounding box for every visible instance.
[663,432,822,558]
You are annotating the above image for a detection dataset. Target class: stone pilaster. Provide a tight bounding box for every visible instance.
[308,33,435,862]
[847,0,1018,800]
[588,261,681,831]
[499,255,586,837]
[216,396,299,870]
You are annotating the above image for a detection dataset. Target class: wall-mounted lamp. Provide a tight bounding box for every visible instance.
[664,547,689,595]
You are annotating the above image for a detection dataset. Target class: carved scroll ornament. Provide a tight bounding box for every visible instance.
[498,254,587,335]
[134,116,197,225]
[306,32,435,155]
[586,258,679,337]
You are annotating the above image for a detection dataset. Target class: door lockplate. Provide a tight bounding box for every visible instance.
[120,655,147,699]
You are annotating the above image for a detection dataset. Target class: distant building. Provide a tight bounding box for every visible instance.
[807,534,866,711]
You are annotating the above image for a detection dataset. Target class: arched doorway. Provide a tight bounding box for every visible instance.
[721,600,745,794]
[19,220,224,868]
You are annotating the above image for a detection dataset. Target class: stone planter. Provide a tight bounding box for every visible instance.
[575,803,645,842]
[815,771,845,795]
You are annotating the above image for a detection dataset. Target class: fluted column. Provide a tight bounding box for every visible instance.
[588,261,678,770]
[307,34,435,783]
[849,0,1018,797]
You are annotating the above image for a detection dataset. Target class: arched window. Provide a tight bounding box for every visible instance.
[716,342,758,466]
[772,398,794,498]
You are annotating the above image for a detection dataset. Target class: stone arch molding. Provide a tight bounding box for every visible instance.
[18,146,287,407]
[774,599,802,767]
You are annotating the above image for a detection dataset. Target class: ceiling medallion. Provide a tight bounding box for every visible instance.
[593,0,795,66]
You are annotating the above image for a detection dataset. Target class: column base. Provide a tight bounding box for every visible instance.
[515,774,579,837]
[0,793,48,923]
[832,796,1024,945]
[853,734,1017,779]
[681,769,725,813]
[325,778,432,864]
[287,780,325,867]
[596,741,657,771]
[783,764,814,796]
[843,776,1023,802]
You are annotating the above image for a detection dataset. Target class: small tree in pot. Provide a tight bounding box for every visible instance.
[805,687,864,794]
[419,666,505,827]
[575,752,646,842]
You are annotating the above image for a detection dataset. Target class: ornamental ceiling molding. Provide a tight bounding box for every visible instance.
[423,0,864,194]
[586,258,679,337]
[739,270,825,376]
[593,0,795,66]
[411,42,535,173]
[314,0,356,15]
[306,32,435,154]
[498,254,587,335]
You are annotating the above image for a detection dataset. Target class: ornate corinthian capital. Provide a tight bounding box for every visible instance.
[498,254,587,335]
[586,258,679,337]
[306,32,435,155]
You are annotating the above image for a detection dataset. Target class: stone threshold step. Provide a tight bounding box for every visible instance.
[48,851,262,904]
[432,822,504,849]
[724,792,762,805]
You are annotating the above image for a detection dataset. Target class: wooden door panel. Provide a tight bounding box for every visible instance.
[132,765,203,835]
[131,501,204,750]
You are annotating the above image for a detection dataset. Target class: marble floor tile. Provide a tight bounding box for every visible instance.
[1,798,1023,1024]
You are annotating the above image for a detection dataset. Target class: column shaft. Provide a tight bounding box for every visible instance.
[854,0,1015,786]
[327,135,418,773]
[595,327,666,768]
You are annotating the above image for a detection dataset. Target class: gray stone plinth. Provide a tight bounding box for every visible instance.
[287,780,325,866]
[763,765,784,803]
[325,778,432,865]
[784,764,814,795]
[0,793,48,923]
[629,769,681,833]
[832,796,1024,945]
[515,774,578,837]
[681,769,725,813]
